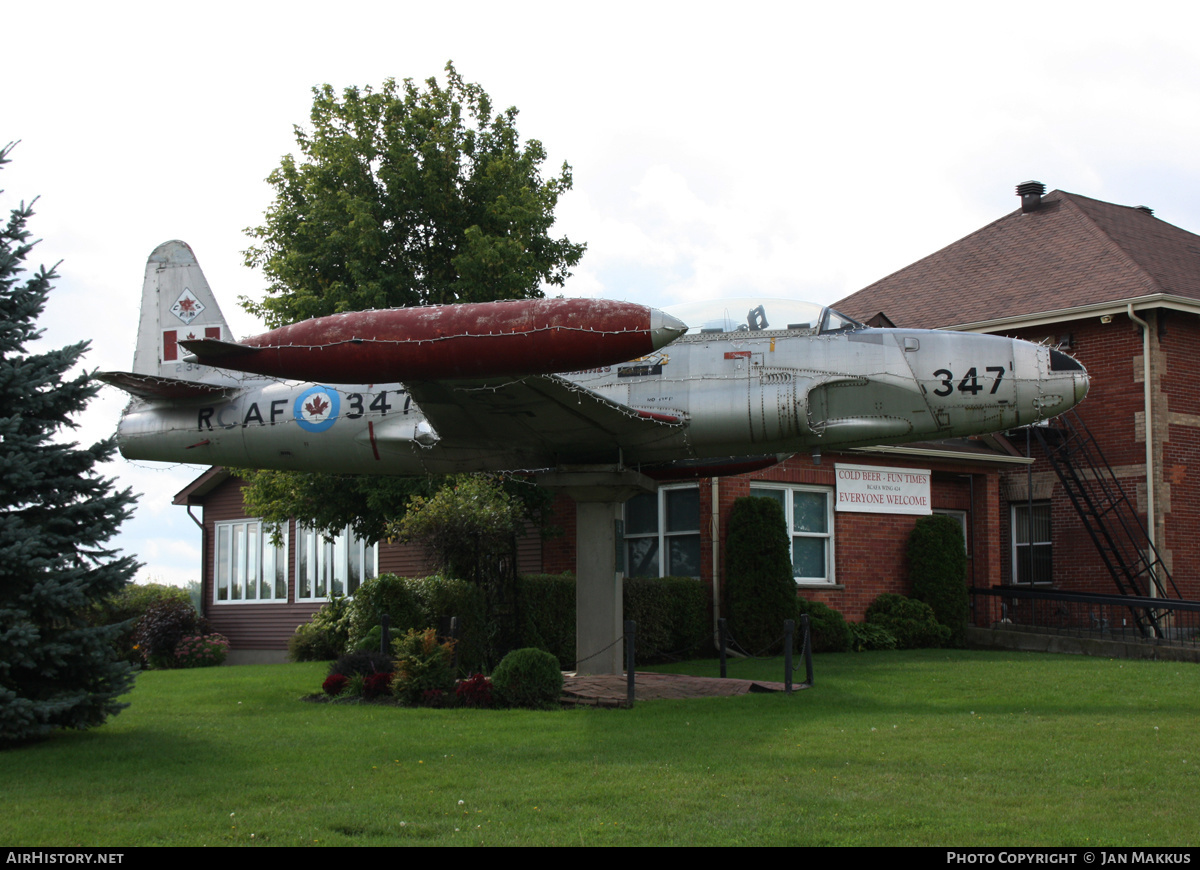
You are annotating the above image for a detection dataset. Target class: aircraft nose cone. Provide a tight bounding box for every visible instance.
[649,309,689,350]
[1049,348,1089,410]
[1075,368,1090,407]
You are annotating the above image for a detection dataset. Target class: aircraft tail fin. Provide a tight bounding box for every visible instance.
[131,240,236,379]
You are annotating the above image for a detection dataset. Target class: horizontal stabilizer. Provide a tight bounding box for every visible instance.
[95,371,238,401]
[178,337,261,362]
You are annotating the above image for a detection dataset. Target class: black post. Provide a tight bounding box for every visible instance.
[625,619,636,707]
[380,613,390,655]
[783,619,794,693]
[802,613,814,686]
[718,617,728,678]
[450,616,460,673]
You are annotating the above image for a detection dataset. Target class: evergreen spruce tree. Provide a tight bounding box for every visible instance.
[0,143,139,746]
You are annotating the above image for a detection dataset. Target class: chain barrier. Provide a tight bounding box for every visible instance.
[573,633,627,670]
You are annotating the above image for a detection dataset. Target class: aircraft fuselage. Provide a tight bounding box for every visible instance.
[116,322,1087,476]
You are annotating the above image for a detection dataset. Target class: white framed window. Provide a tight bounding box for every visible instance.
[1011,502,1051,584]
[749,484,835,584]
[296,525,377,600]
[624,484,701,578]
[214,520,288,603]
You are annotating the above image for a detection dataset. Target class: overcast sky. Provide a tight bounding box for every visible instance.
[8,1,1200,586]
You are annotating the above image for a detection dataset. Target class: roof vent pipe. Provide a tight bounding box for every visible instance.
[1016,180,1046,213]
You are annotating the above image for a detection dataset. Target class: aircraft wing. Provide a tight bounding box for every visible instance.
[401,374,686,463]
[95,371,240,401]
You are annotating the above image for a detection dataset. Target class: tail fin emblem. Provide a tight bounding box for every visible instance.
[171,289,205,325]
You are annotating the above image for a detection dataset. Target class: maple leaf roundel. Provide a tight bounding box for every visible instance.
[293,386,341,433]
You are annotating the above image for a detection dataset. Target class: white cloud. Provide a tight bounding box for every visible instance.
[11,1,1200,569]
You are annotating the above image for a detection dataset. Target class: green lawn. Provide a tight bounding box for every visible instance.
[2,650,1196,846]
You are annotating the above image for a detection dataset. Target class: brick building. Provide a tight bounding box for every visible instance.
[835,182,1200,601]
[178,444,1019,660]
[178,181,1200,659]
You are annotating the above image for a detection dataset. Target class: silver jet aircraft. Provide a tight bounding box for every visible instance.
[100,241,1089,475]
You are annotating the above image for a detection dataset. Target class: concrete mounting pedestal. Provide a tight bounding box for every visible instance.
[535,468,656,676]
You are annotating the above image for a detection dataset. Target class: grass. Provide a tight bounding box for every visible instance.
[2,650,1198,846]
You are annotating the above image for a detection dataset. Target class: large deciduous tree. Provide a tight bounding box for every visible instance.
[242,61,585,326]
[0,144,139,746]
[237,63,584,541]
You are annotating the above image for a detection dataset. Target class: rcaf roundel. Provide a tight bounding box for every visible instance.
[294,386,340,433]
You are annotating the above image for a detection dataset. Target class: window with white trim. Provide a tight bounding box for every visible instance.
[296,525,378,600]
[214,520,288,603]
[749,484,835,584]
[624,485,701,578]
[1011,502,1051,584]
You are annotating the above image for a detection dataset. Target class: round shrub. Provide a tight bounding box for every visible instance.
[849,622,898,652]
[908,514,969,647]
[796,598,852,653]
[173,633,230,668]
[132,598,201,667]
[491,647,563,709]
[289,621,340,663]
[865,593,952,649]
[354,624,385,653]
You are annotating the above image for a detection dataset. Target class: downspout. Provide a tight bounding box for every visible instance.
[186,504,206,608]
[711,477,721,642]
[1127,304,1156,596]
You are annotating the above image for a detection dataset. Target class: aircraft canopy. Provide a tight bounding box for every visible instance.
[664,298,866,336]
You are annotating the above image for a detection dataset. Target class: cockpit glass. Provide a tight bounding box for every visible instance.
[663,298,865,336]
[821,308,865,333]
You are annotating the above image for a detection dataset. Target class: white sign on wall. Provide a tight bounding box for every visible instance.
[835,463,932,515]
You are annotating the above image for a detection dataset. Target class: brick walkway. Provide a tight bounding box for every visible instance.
[560,672,804,707]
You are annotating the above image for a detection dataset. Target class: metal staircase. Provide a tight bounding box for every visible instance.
[1032,410,1180,636]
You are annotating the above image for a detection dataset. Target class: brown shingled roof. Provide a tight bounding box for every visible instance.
[834,190,1200,330]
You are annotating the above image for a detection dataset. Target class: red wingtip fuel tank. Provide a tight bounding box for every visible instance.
[180,298,687,383]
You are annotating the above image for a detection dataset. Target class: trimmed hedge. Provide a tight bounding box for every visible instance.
[515,573,576,669]
[515,573,710,667]
[624,576,710,662]
[724,496,796,655]
[908,514,969,647]
[292,571,713,672]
